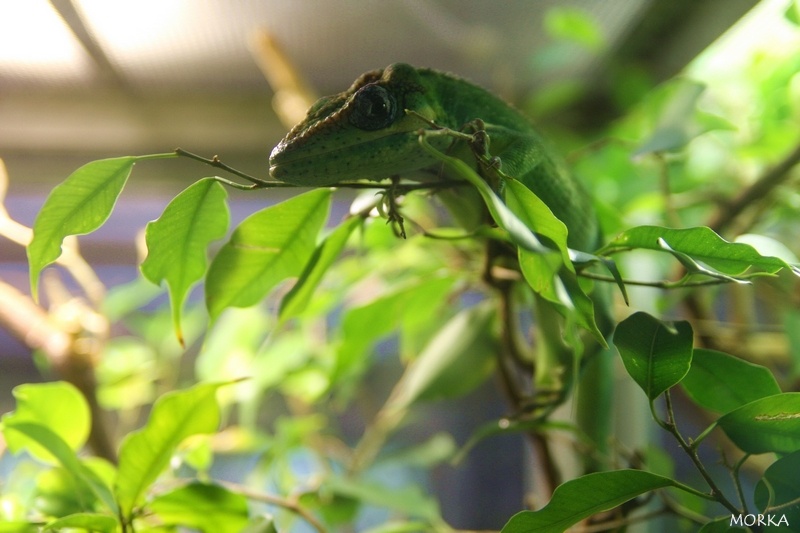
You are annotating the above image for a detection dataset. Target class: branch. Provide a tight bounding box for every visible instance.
[0,279,117,462]
[708,141,800,234]
[221,482,327,533]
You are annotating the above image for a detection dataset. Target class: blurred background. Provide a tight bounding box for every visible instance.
[1,0,797,529]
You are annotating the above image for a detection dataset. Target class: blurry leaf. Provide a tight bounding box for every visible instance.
[333,276,455,387]
[543,6,605,51]
[141,178,229,343]
[633,79,734,156]
[326,476,441,522]
[43,513,117,532]
[28,157,136,298]
[785,0,800,25]
[241,516,278,533]
[149,482,249,533]
[603,226,800,277]
[379,433,456,468]
[279,214,363,320]
[717,393,800,454]
[390,303,497,408]
[754,450,800,527]
[785,310,800,378]
[115,382,224,518]
[34,467,92,518]
[206,189,331,319]
[2,382,90,463]
[2,423,116,513]
[196,307,270,385]
[613,312,693,400]
[682,349,781,413]
[363,522,432,533]
[698,518,748,532]
[501,470,675,533]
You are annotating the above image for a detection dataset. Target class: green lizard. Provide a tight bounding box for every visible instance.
[269,62,599,252]
[269,63,610,431]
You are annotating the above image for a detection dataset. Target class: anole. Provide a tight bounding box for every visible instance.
[269,63,610,428]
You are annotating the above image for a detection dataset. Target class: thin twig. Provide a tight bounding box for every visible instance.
[221,481,327,533]
[661,391,740,514]
[708,141,800,234]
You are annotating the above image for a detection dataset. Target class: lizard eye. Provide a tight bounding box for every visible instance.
[349,84,397,130]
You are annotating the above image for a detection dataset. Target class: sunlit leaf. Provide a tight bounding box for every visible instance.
[603,226,800,277]
[2,423,116,513]
[241,516,278,533]
[682,349,781,413]
[141,178,229,343]
[1,382,90,463]
[205,189,331,319]
[28,157,136,298]
[613,312,693,400]
[44,513,117,533]
[543,6,605,51]
[501,470,675,533]
[418,136,553,255]
[149,482,250,533]
[279,214,363,320]
[115,382,224,518]
[717,393,800,454]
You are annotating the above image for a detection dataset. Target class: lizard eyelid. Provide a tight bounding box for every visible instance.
[348,84,397,131]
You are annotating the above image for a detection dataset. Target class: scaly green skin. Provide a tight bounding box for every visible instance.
[269,63,599,252]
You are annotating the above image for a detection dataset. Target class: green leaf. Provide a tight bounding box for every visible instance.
[501,470,675,533]
[504,179,571,265]
[241,516,278,533]
[2,423,116,513]
[279,214,363,320]
[44,513,117,532]
[543,6,605,51]
[754,450,800,527]
[205,189,331,320]
[1,382,90,463]
[28,156,137,299]
[333,276,456,388]
[149,482,250,533]
[326,476,441,523]
[115,382,224,518]
[613,312,693,400]
[682,349,781,413]
[697,517,748,532]
[390,303,497,409]
[633,79,734,156]
[141,178,229,343]
[717,393,800,454]
[603,226,800,277]
[418,136,553,255]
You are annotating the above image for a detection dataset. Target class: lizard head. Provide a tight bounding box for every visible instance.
[269,63,444,186]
